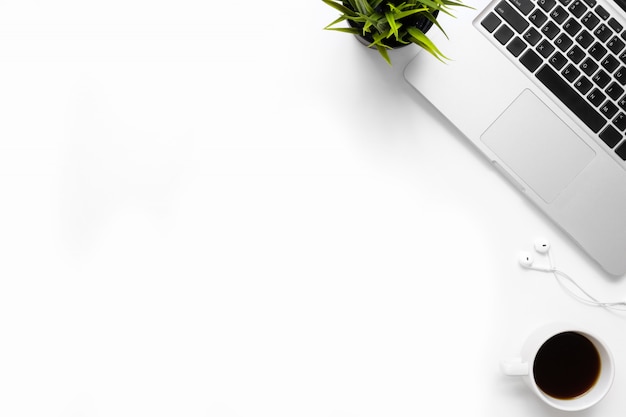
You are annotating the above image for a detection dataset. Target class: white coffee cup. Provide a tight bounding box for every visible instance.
[501,323,614,411]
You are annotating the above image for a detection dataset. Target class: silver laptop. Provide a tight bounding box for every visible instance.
[404,0,626,275]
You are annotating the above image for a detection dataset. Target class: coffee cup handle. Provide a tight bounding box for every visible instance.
[501,358,530,376]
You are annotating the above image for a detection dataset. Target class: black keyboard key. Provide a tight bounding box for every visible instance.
[589,42,607,60]
[595,5,610,20]
[555,34,574,51]
[482,12,502,32]
[600,125,622,147]
[507,36,528,56]
[563,64,581,81]
[550,5,570,24]
[537,39,556,57]
[615,66,626,85]
[612,140,626,158]
[495,25,515,44]
[614,112,626,130]
[580,57,599,75]
[524,27,542,45]
[569,0,588,18]
[608,18,623,33]
[549,51,568,69]
[582,0,597,6]
[542,21,561,39]
[600,100,619,118]
[536,65,606,132]
[607,36,625,54]
[520,49,544,71]
[495,1,529,33]
[601,55,620,73]
[560,0,573,6]
[538,0,557,12]
[592,69,612,87]
[576,30,595,48]
[594,24,613,42]
[510,0,535,14]
[588,88,606,106]
[529,9,548,27]
[575,76,594,93]
[567,45,586,63]
[581,11,601,30]
[607,82,626,100]
[564,18,583,36]
[619,94,626,110]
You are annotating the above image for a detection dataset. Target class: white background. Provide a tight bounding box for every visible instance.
[2,1,626,416]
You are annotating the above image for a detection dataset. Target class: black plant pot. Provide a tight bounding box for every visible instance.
[349,9,439,49]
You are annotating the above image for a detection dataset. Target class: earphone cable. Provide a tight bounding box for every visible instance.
[538,245,626,311]
[548,256,626,311]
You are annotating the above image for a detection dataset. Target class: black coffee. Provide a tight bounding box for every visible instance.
[533,332,601,400]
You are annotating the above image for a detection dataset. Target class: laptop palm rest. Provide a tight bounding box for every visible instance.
[480,89,596,203]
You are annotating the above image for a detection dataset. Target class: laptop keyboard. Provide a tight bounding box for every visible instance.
[480,0,626,161]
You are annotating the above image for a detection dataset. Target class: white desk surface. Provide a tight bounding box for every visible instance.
[2,1,626,416]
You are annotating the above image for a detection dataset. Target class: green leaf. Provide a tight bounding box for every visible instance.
[385,12,399,40]
[355,0,374,14]
[371,31,389,46]
[361,13,384,33]
[325,27,362,35]
[321,0,357,17]
[376,44,392,65]
[388,7,429,20]
[424,12,448,38]
[324,15,348,30]
[361,18,370,32]
[411,0,444,10]
[407,27,448,61]
[441,0,473,8]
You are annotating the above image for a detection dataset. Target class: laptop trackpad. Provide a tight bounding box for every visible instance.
[480,89,595,203]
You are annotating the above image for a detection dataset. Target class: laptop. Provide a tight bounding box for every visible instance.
[404,0,626,275]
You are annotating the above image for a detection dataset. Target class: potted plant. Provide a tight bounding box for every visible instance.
[322,0,467,65]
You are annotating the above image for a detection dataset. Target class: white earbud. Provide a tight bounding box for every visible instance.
[518,251,535,268]
[534,237,551,254]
